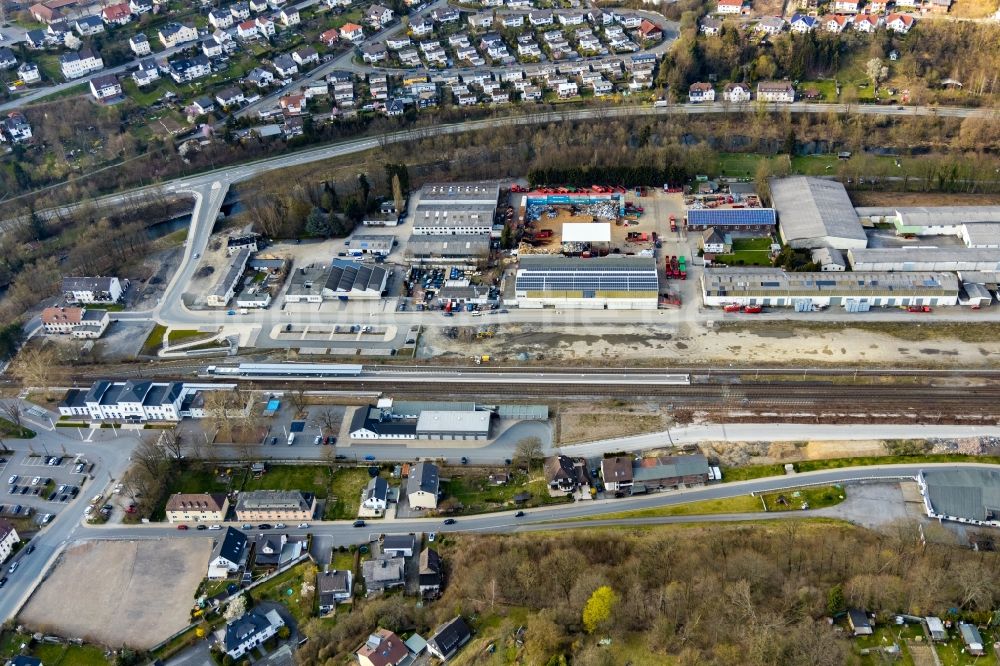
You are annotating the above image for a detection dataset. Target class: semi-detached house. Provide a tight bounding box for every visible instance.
[58,379,188,422]
[159,22,197,48]
[59,48,103,80]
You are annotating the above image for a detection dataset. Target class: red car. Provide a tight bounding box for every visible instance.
[177,524,189,530]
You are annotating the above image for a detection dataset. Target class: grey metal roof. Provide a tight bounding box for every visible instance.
[849,247,1000,270]
[236,490,312,511]
[961,223,1000,246]
[895,206,1000,228]
[769,177,867,247]
[703,267,959,297]
[496,404,549,420]
[382,533,417,551]
[516,256,658,294]
[631,455,709,483]
[211,247,250,299]
[406,234,490,258]
[407,462,439,495]
[420,182,500,204]
[415,410,490,434]
[62,276,118,293]
[921,469,1000,522]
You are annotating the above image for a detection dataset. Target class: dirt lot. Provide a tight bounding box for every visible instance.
[417,321,1000,368]
[559,404,665,444]
[20,539,210,648]
[849,191,1000,207]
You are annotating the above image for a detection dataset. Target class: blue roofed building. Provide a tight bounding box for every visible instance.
[685,208,777,233]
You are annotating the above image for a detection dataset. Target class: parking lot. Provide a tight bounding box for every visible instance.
[0,453,92,527]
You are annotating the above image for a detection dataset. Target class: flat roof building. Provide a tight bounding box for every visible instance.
[848,247,1000,272]
[412,182,500,236]
[415,410,491,440]
[702,267,959,308]
[348,234,394,256]
[208,247,250,307]
[561,222,611,243]
[770,177,867,250]
[917,468,1000,527]
[686,208,776,233]
[284,261,387,303]
[405,234,491,265]
[419,181,500,205]
[514,256,659,310]
[890,206,1000,236]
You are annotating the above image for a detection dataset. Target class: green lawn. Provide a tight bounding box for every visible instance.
[444,468,572,515]
[732,237,772,251]
[0,417,35,439]
[854,623,925,666]
[715,153,767,179]
[797,454,1000,472]
[761,485,846,512]
[253,561,318,624]
[166,328,214,346]
[330,548,357,571]
[166,465,240,496]
[122,77,182,107]
[243,465,333,499]
[710,249,772,266]
[721,463,787,482]
[141,324,167,356]
[32,643,109,666]
[797,79,840,102]
[326,468,371,520]
[563,494,765,521]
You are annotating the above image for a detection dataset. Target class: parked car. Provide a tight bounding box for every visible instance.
[353,520,366,527]
[443,518,456,525]
[514,511,525,517]
[208,525,222,530]
[196,525,208,530]
[258,523,272,530]
[274,523,286,529]
[428,532,436,542]
[297,523,309,528]
[270,437,277,445]
[242,524,253,529]
[177,524,189,530]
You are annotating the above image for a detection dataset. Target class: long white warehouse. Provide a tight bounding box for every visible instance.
[702,267,959,308]
[514,256,659,310]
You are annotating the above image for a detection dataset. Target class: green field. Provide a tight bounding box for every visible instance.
[326,468,371,520]
[444,468,572,515]
[242,465,333,499]
[253,560,319,623]
[761,485,846,512]
[140,324,167,356]
[710,236,774,266]
[714,153,767,178]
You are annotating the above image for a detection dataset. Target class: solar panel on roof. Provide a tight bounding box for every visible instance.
[687,209,776,225]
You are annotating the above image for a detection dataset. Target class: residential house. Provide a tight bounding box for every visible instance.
[544,455,588,494]
[868,0,887,10]
[101,3,132,26]
[341,22,365,43]
[356,629,410,666]
[207,527,249,578]
[208,8,233,29]
[755,16,786,34]
[410,16,434,35]
[318,570,352,612]
[723,81,752,102]
[26,30,49,49]
[159,22,197,48]
[166,492,229,523]
[41,306,88,334]
[249,0,268,11]
[833,0,859,11]
[382,534,417,558]
[129,33,151,56]
[638,19,662,41]
[237,19,259,40]
[279,7,300,26]
[406,462,439,510]
[192,96,215,116]
[89,73,121,101]
[558,11,585,25]
[0,49,16,70]
[468,12,493,28]
[500,13,524,27]
[427,616,472,662]
[169,55,212,83]
[631,455,710,492]
[790,14,817,32]
[361,42,388,63]
[255,16,276,37]
[247,67,274,87]
[419,547,443,597]
[756,80,795,103]
[386,35,410,50]
[224,609,285,659]
[290,46,319,68]
[62,276,123,303]
[362,476,390,513]
[129,0,152,13]
[848,609,873,636]
[272,53,298,77]
[852,14,880,32]
[74,16,105,37]
[319,28,339,47]
[432,6,459,23]
[688,81,715,102]
[702,228,730,254]
[0,520,19,564]
[29,4,60,23]
[254,532,306,566]
[700,16,722,35]
[589,9,613,24]
[601,456,634,493]
[234,490,315,521]
[823,14,851,32]
[217,87,246,109]
[528,10,553,25]
[886,13,914,33]
[716,0,745,13]
[365,4,394,28]
[132,58,160,86]
[17,62,41,84]
[362,555,405,593]
[202,36,224,57]
[959,623,985,656]
[59,48,104,80]
[557,81,578,98]
[231,1,251,20]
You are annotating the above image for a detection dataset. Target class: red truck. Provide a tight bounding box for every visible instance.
[742,305,763,314]
[669,256,679,278]
[536,229,553,239]
[908,305,932,313]
[669,215,677,232]
[723,304,742,312]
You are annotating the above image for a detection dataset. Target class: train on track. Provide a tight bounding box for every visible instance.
[205,363,364,378]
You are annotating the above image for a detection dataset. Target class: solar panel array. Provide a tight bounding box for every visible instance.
[516,258,659,293]
[688,208,776,226]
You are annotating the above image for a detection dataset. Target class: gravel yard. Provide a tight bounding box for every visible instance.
[19,539,211,649]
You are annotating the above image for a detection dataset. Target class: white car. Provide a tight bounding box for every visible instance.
[208,525,222,530]
[31,477,40,486]
[428,532,436,542]
[8,562,17,574]
[274,523,286,529]
[7,475,15,485]
[297,523,309,529]
[84,506,93,516]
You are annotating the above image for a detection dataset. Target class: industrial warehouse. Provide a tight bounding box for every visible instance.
[701,268,959,310]
[917,469,1000,528]
[514,256,659,309]
[770,177,868,250]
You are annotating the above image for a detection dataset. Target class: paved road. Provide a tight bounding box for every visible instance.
[78,463,983,549]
